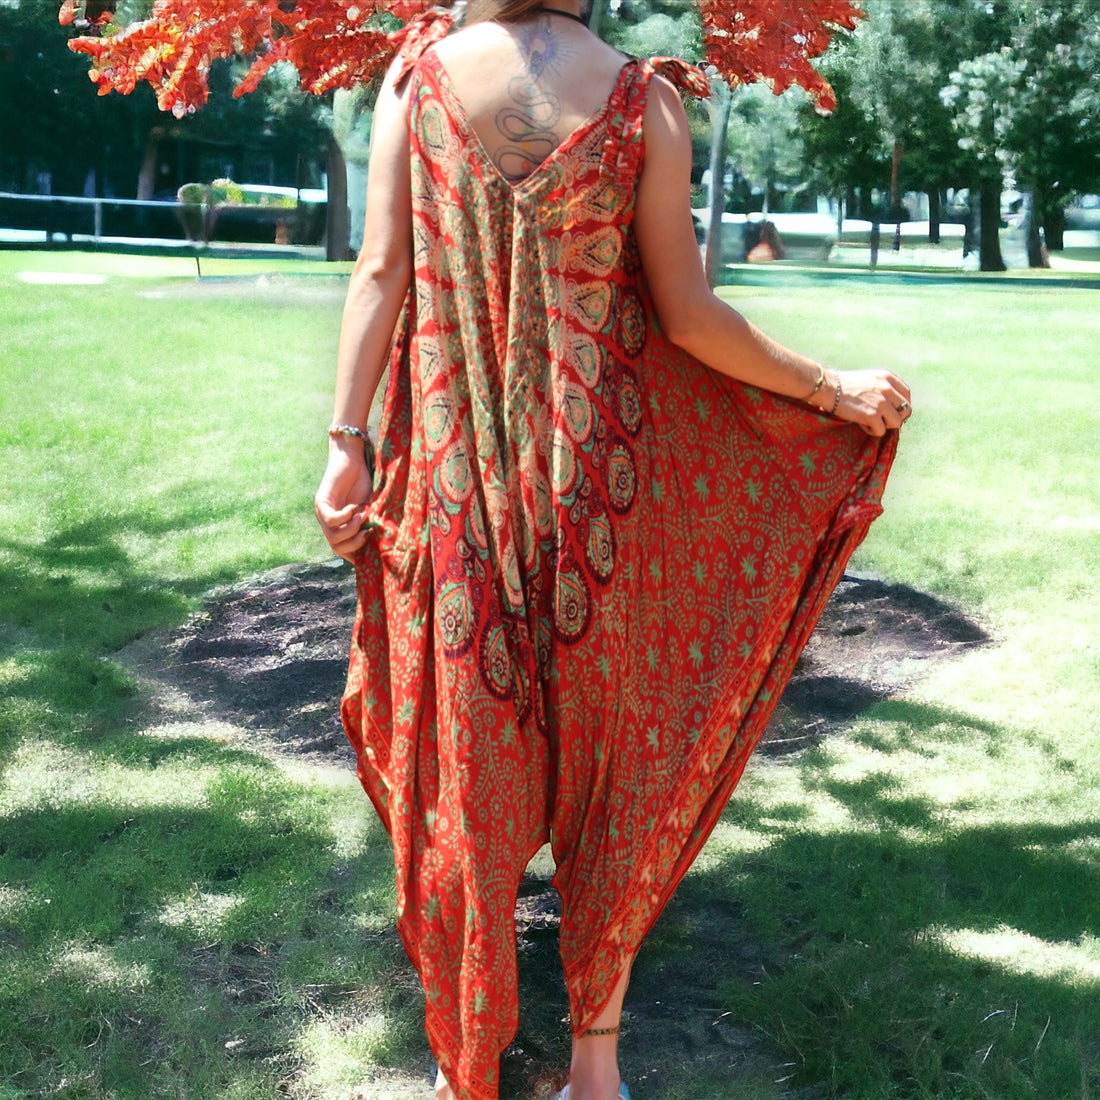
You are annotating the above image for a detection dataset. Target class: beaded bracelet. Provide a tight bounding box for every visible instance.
[328,424,368,442]
[828,376,842,415]
[328,424,376,480]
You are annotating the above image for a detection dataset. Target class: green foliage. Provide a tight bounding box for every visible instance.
[801,0,1100,241]
[177,182,206,205]
[0,1,330,198]
[941,48,1026,174]
[600,0,704,60]
[607,7,702,62]
[726,82,809,212]
[1004,0,1100,228]
[0,0,160,194]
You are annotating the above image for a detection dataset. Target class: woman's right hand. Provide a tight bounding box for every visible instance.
[314,440,373,562]
[828,369,912,437]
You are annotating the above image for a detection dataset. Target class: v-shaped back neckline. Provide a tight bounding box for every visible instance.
[420,49,635,196]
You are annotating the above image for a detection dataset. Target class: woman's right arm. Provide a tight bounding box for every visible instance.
[314,63,415,562]
[633,77,910,437]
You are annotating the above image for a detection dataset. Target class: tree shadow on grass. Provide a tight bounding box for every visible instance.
[0,777,420,1099]
[664,744,1100,1100]
[760,577,991,755]
[506,692,1095,1100]
[0,485,313,768]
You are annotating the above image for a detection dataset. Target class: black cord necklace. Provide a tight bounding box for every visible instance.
[539,7,589,27]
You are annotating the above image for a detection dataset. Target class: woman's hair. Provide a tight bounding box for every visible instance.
[464,0,571,25]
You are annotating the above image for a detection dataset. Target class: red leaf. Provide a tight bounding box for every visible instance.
[61,0,861,115]
[700,0,862,112]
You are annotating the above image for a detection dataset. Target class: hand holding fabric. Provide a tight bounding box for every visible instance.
[830,369,912,437]
[314,441,372,562]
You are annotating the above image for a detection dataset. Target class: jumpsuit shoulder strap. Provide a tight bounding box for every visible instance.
[390,8,456,85]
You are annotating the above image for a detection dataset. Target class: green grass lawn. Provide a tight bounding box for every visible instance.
[1,251,1098,1099]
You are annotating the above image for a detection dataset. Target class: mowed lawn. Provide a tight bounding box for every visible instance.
[0,251,1098,1100]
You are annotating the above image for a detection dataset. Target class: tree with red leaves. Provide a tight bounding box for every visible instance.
[61,1,862,117]
[60,0,862,267]
[699,0,862,115]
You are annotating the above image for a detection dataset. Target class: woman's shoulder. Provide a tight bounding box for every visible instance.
[638,57,710,99]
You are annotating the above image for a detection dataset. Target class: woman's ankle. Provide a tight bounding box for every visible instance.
[434,1067,455,1100]
[567,1033,621,1100]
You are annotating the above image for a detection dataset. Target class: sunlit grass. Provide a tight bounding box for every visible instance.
[932,926,1100,986]
[0,253,1097,1097]
[3,249,352,279]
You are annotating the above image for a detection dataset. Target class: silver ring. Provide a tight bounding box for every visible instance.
[897,399,910,414]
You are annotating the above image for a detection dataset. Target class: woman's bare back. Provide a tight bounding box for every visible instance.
[430,12,627,183]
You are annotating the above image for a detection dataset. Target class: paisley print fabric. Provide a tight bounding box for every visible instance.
[341,16,897,1100]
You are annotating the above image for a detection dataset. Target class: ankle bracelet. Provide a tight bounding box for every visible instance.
[583,1025,620,1037]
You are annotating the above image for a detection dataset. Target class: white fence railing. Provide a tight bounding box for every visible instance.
[0,190,327,245]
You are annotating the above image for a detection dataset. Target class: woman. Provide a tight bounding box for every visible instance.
[314,3,910,1098]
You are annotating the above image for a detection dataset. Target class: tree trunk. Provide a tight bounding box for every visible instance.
[978,175,1005,272]
[1043,206,1065,251]
[1026,223,1048,268]
[928,188,941,245]
[889,138,903,216]
[1025,183,1049,268]
[962,187,977,258]
[325,139,351,262]
[137,126,163,201]
[704,86,732,287]
[588,0,610,34]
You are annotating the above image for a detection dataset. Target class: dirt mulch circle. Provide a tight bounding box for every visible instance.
[119,561,989,1098]
[123,559,988,767]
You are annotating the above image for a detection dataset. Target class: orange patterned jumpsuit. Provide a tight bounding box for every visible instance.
[341,14,898,1099]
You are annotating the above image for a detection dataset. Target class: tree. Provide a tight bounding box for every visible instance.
[941,47,1025,271]
[332,85,376,255]
[877,0,973,246]
[698,0,861,115]
[59,0,864,268]
[799,64,889,229]
[60,0,429,115]
[726,81,808,215]
[0,0,159,196]
[702,75,733,283]
[799,0,987,251]
[798,0,1020,268]
[62,0,862,113]
[0,0,331,208]
[1005,0,1100,254]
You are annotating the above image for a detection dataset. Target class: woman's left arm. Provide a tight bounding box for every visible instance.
[634,77,910,437]
[314,63,415,562]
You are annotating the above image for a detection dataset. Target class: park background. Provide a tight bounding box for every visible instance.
[2,1,1099,1098]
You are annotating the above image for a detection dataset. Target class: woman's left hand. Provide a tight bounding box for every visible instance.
[830,369,912,437]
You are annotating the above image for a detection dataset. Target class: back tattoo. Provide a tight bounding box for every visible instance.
[492,18,574,182]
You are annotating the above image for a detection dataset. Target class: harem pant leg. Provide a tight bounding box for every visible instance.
[385,644,552,1100]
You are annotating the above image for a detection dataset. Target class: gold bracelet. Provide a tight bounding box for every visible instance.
[806,362,827,401]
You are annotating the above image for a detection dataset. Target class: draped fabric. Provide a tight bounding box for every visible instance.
[341,15,897,1099]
